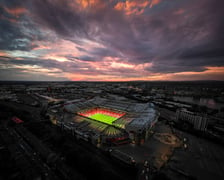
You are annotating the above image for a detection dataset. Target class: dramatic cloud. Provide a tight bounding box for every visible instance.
[0,0,223,81]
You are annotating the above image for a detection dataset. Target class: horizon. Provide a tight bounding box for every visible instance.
[0,0,224,81]
[1,80,224,83]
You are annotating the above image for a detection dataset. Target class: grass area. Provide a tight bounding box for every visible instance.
[88,113,118,125]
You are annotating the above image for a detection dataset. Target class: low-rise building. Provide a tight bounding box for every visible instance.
[176,109,208,131]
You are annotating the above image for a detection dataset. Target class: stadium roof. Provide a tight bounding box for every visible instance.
[63,97,159,130]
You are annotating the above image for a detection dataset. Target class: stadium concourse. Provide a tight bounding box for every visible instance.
[48,97,159,146]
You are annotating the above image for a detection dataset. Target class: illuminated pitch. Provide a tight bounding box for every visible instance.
[89,113,117,125]
[78,108,125,125]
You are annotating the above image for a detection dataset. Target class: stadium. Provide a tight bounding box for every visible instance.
[50,97,159,146]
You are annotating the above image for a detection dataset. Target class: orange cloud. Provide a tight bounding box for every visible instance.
[114,0,150,15]
[0,15,18,23]
[174,66,224,75]
[66,66,224,81]
[205,66,224,72]
[77,0,95,9]
[4,7,27,17]
[157,66,224,81]
[74,0,105,11]
[150,0,162,8]
[0,51,9,57]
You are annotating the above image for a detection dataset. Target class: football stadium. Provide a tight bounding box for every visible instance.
[50,97,159,146]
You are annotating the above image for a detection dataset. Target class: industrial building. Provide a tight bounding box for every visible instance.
[48,97,159,146]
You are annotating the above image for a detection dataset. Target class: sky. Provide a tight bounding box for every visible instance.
[0,0,224,81]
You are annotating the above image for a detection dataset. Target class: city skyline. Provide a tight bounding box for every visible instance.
[0,0,224,81]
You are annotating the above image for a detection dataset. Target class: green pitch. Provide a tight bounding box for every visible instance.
[88,113,117,125]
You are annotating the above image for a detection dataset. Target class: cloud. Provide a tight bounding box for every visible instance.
[0,4,45,51]
[28,0,86,38]
[0,68,68,81]
[114,0,150,15]
[4,7,27,17]
[0,0,224,81]
[76,55,97,62]
[150,0,162,8]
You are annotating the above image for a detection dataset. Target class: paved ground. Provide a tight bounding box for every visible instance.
[113,120,224,180]
[162,129,224,180]
[114,122,181,170]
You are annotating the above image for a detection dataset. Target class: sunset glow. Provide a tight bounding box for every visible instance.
[0,0,223,81]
